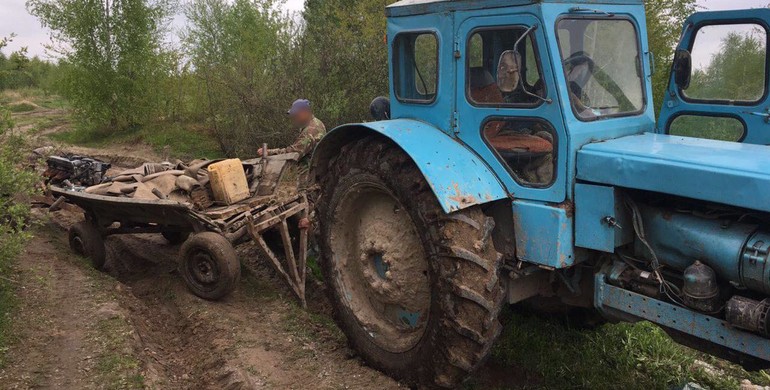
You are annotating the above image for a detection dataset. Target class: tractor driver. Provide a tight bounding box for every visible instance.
[259,99,327,161]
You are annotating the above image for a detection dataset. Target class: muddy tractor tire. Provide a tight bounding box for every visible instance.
[179,232,241,300]
[316,137,505,388]
[68,221,107,271]
[162,230,190,245]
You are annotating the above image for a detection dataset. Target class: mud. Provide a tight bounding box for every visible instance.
[0,201,404,389]
[329,184,431,353]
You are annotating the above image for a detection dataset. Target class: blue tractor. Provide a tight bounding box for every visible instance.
[311,0,770,387]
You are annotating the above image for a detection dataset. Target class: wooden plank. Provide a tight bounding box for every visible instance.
[243,199,309,308]
[246,221,302,299]
[279,219,300,289]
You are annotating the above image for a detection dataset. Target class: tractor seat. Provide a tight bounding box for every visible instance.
[488,133,552,154]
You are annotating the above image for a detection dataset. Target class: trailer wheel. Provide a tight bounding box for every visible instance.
[162,230,190,245]
[179,232,240,300]
[316,137,504,388]
[68,221,107,271]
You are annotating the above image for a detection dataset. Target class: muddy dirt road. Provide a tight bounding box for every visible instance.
[0,207,404,389]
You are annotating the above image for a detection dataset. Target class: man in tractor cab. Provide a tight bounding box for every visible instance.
[259,99,327,162]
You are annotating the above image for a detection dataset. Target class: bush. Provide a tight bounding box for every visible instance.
[0,105,38,261]
[0,101,39,365]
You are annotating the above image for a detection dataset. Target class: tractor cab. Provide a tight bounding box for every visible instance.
[384,0,655,207]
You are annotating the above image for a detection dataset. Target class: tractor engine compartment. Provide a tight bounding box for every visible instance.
[605,192,770,343]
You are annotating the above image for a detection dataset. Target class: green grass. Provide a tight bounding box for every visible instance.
[50,120,223,160]
[306,254,323,282]
[95,317,145,389]
[0,272,18,368]
[0,88,68,109]
[485,309,770,390]
[7,102,37,113]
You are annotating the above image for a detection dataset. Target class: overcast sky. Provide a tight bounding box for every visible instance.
[0,0,765,60]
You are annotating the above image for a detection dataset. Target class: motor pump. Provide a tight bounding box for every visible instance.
[44,155,111,187]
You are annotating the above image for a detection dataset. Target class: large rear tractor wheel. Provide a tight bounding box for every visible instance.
[179,232,241,300]
[68,221,107,271]
[316,137,504,388]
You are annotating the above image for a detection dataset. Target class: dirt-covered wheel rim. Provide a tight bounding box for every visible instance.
[329,181,431,353]
[185,249,222,293]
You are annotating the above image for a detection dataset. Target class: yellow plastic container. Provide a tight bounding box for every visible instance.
[207,159,250,205]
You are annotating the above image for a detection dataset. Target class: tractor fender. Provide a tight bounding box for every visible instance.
[311,119,507,213]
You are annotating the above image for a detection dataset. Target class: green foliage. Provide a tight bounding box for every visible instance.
[688,30,766,102]
[0,35,58,92]
[645,0,697,114]
[183,0,298,156]
[50,120,222,160]
[27,0,174,131]
[301,0,393,125]
[0,38,41,364]
[7,102,37,113]
[669,114,745,141]
[0,40,38,267]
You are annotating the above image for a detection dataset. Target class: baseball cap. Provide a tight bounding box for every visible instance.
[287,99,311,115]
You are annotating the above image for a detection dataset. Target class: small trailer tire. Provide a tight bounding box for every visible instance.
[179,232,241,300]
[68,221,107,271]
[162,230,190,245]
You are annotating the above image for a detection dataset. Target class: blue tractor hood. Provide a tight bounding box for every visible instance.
[577,133,770,213]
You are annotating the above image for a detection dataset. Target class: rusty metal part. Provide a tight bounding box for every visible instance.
[726,296,770,337]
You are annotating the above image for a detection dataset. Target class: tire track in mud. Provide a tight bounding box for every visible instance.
[104,234,255,389]
[100,232,402,389]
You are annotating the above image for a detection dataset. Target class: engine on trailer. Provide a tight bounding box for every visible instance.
[44,155,111,187]
[607,196,770,341]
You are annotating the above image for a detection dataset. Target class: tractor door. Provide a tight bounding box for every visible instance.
[659,9,770,144]
[455,13,567,202]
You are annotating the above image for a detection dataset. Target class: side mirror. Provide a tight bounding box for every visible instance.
[672,49,692,90]
[496,50,522,93]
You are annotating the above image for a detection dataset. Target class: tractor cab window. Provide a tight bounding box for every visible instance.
[393,32,438,103]
[557,18,645,121]
[466,27,546,106]
[683,23,767,103]
[482,118,556,186]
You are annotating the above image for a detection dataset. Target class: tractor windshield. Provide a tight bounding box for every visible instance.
[557,18,645,121]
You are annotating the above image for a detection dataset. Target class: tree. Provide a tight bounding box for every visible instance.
[300,0,394,125]
[27,0,174,130]
[184,0,298,156]
[644,0,697,114]
[688,31,766,101]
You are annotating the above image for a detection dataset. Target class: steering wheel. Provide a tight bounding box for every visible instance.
[563,51,595,100]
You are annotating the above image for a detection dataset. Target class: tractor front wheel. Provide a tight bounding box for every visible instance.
[316,137,504,388]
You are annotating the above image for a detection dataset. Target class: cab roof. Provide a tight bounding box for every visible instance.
[386,0,643,17]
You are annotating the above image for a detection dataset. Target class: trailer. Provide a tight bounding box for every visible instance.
[51,177,310,306]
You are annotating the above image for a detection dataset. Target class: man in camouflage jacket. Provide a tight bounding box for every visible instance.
[262,99,326,161]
